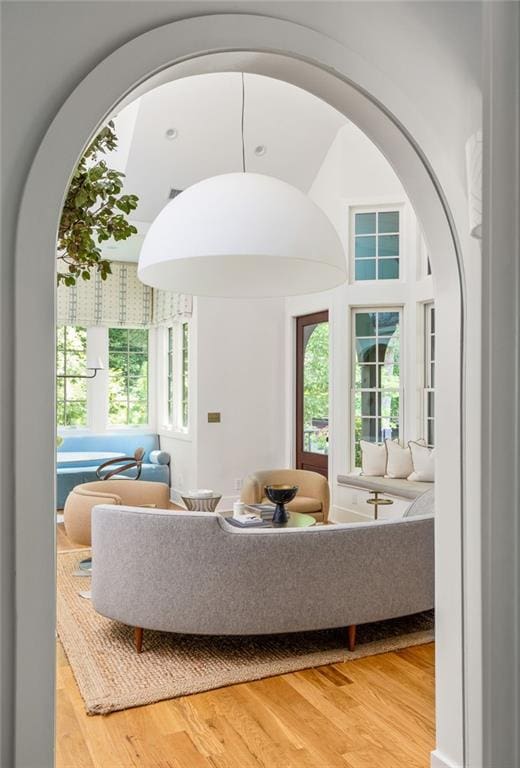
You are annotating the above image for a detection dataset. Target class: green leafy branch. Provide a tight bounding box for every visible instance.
[57,121,139,286]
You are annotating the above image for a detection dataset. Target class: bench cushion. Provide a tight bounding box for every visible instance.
[337,471,433,500]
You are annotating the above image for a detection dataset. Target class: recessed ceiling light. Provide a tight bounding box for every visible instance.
[165,128,178,140]
[254,145,267,157]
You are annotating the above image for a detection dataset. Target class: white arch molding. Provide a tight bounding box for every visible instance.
[14,15,467,768]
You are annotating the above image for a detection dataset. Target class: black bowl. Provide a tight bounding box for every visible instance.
[264,484,299,524]
[264,484,298,505]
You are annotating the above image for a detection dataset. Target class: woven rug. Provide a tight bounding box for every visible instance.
[57,549,434,715]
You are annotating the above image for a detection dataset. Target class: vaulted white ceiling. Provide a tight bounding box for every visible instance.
[101,72,346,262]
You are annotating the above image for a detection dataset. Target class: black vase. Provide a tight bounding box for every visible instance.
[264,484,298,524]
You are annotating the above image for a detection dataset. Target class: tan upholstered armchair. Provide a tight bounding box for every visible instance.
[63,480,174,546]
[240,469,330,523]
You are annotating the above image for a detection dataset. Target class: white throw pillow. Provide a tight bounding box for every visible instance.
[408,440,435,482]
[385,439,414,479]
[360,440,387,476]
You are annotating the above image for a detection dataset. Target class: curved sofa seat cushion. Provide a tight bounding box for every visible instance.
[91,506,434,637]
[63,479,172,546]
[337,472,432,500]
[57,462,170,509]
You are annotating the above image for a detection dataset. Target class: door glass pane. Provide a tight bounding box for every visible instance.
[302,321,329,455]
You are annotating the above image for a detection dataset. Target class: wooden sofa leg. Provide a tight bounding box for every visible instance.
[347,624,356,652]
[134,626,143,653]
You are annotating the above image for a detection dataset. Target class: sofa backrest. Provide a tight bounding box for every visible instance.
[59,433,159,462]
[91,506,434,636]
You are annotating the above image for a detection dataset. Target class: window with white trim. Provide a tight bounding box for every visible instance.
[56,325,88,427]
[352,209,400,281]
[108,328,149,426]
[352,309,402,468]
[166,321,190,431]
[424,303,435,447]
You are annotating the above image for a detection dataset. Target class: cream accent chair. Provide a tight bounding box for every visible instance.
[240,469,330,523]
[63,479,174,546]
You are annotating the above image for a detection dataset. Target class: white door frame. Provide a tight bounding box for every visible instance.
[13,14,471,767]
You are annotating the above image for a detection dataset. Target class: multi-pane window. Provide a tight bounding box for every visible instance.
[56,326,88,427]
[424,303,435,447]
[353,210,400,281]
[108,328,149,426]
[352,310,401,467]
[167,327,175,424]
[166,322,189,431]
[181,322,189,429]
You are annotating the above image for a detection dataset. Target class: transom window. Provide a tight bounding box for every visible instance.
[352,309,402,467]
[108,328,149,426]
[424,303,435,447]
[56,326,88,427]
[353,209,400,281]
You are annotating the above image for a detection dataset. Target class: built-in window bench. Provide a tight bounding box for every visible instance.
[334,472,434,523]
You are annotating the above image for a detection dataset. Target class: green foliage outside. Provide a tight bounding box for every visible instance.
[56,326,88,426]
[57,121,139,287]
[303,323,329,455]
[108,328,149,426]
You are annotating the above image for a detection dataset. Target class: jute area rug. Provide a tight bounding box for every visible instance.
[57,549,434,716]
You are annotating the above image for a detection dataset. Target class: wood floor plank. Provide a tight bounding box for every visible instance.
[56,642,435,768]
[56,524,435,767]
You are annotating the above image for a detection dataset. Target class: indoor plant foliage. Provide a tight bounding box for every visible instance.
[57,120,139,286]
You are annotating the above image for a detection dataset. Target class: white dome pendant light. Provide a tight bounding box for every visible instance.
[138,75,346,298]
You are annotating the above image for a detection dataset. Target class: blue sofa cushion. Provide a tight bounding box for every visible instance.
[59,433,160,462]
[56,433,170,509]
[149,450,170,465]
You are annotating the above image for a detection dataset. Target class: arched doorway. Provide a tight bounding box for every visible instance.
[14,15,466,767]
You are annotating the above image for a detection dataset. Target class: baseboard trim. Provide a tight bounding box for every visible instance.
[430,749,462,768]
[331,504,372,523]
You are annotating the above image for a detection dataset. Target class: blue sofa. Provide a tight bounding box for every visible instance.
[57,433,170,509]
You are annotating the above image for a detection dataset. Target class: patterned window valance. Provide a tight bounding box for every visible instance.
[57,262,192,327]
[153,290,193,325]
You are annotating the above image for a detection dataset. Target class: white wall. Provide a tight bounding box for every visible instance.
[183,296,286,507]
[285,123,434,520]
[0,5,484,768]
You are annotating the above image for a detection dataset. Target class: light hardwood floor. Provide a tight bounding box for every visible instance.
[56,524,435,768]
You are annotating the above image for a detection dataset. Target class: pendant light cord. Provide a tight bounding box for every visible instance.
[241,72,246,173]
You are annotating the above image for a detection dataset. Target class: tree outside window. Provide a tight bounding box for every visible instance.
[56,326,88,427]
[108,328,148,426]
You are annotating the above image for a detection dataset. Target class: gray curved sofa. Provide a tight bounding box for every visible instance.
[91,505,434,653]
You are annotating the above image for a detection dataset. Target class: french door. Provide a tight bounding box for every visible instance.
[295,311,329,478]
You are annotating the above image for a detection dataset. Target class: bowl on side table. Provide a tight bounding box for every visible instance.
[181,491,222,512]
[264,484,298,524]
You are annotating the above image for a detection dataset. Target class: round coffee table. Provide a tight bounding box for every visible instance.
[223,510,316,528]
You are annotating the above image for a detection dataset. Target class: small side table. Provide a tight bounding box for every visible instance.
[181,493,222,512]
[366,490,394,520]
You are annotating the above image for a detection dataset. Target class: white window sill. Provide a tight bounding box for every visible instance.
[159,426,192,442]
